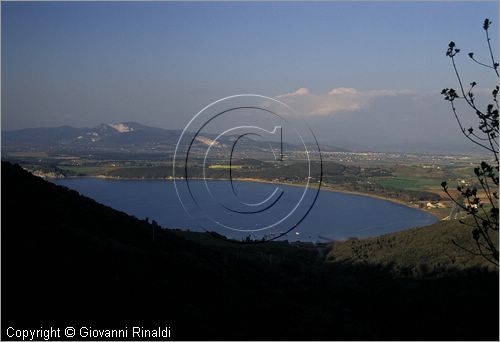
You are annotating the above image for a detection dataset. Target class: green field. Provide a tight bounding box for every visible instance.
[374,177,442,191]
[208,164,243,169]
[451,166,477,179]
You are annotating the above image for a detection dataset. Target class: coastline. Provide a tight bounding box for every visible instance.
[52,174,440,220]
[233,177,440,220]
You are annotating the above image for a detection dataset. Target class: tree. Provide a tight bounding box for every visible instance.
[441,18,499,266]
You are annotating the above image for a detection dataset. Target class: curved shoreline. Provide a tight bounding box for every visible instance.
[232,177,439,220]
[54,174,440,220]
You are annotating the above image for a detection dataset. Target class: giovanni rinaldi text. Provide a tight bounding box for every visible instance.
[5,326,172,340]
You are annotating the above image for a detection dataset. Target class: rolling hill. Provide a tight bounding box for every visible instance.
[328,218,498,275]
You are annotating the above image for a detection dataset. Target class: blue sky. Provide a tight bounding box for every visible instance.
[2,1,498,152]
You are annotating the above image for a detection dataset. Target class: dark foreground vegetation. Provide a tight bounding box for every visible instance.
[328,218,498,275]
[1,161,498,340]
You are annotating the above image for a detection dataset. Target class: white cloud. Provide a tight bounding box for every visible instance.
[277,87,413,117]
[280,87,310,97]
[328,87,358,95]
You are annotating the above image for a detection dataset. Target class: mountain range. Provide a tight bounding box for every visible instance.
[2,122,348,155]
[2,122,180,150]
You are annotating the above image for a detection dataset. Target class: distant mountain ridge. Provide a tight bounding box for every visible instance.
[2,122,349,153]
[2,122,182,149]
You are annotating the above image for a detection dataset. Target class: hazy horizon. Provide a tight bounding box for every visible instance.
[2,1,498,153]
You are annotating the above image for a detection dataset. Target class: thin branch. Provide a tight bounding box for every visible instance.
[450,56,487,116]
[475,239,499,265]
[449,102,497,152]
[487,134,499,163]
[470,55,497,70]
[485,26,500,77]
[469,131,492,141]
[481,166,497,208]
[443,22,499,266]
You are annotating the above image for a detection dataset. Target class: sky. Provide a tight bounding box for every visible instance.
[2,1,498,152]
